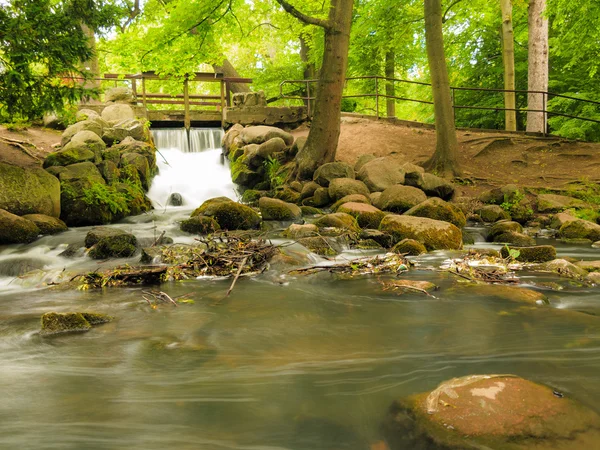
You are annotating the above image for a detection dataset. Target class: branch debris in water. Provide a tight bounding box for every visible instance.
[289,253,409,276]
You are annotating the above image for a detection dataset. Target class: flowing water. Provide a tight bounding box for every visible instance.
[1,129,600,449]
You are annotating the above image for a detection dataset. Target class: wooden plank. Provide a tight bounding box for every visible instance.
[144,100,221,106]
[183,78,190,131]
[142,93,222,100]
[220,80,226,128]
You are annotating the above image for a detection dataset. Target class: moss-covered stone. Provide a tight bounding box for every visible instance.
[558,218,600,242]
[180,216,221,234]
[492,231,535,246]
[0,209,40,244]
[331,194,371,211]
[405,172,455,200]
[285,223,319,239]
[337,202,386,228]
[61,119,104,146]
[355,239,384,249]
[315,212,360,232]
[537,193,588,213]
[44,131,104,168]
[404,197,466,228]
[121,152,151,190]
[259,197,302,221]
[96,160,120,185]
[113,182,153,216]
[21,214,67,235]
[357,156,406,192]
[374,185,427,213]
[240,189,265,205]
[300,206,323,216]
[359,229,393,248]
[40,312,91,336]
[392,238,427,256]
[379,215,463,250]
[304,187,331,207]
[477,205,511,223]
[500,245,556,262]
[300,181,321,201]
[0,162,61,218]
[487,220,523,241]
[456,284,549,305]
[328,178,370,201]
[273,186,301,204]
[80,312,113,325]
[313,162,355,187]
[298,236,340,256]
[536,259,588,279]
[192,197,260,230]
[86,227,137,259]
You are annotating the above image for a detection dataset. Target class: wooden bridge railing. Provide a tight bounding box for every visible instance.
[103,72,253,128]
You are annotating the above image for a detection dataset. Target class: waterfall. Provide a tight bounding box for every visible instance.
[147,128,237,209]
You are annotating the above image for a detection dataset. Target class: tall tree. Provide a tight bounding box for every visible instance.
[526,0,548,133]
[276,0,354,179]
[500,0,517,131]
[423,0,461,177]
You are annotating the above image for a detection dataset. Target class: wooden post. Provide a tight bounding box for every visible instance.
[225,81,231,107]
[141,76,148,110]
[131,79,137,104]
[220,79,226,128]
[183,76,191,131]
[375,77,380,120]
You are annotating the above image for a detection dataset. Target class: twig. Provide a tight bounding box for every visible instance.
[215,256,248,305]
[152,231,166,247]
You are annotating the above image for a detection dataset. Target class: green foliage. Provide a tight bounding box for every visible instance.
[547,94,600,141]
[82,183,129,216]
[500,189,525,212]
[3,119,31,132]
[503,244,521,262]
[264,156,285,189]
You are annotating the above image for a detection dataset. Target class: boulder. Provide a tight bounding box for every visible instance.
[492,231,535,246]
[61,119,104,146]
[383,279,437,293]
[106,137,156,169]
[96,160,120,185]
[337,202,386,228]
[285,223,319,239]
[298,236,341,256]
[21,214,67,235]
[558,219,600,242]
[537,193,587,213]
[383,375,600,450]
[168,193,184,207]
[537,259,588,279]
[180,215,220,234]
[231,164,262,188]
[273,186,301,204]
[288,136,307,159]
[575,260,600,272]
[360,229,393,248]
[304,187,331,208]
[192,198,261,230]
[101,103,135,124]
[331,194,371,211]
[75,108,100,122]
[478,184,519,204]
[370,192,382,205]
[404,198,466,228]
[354,154,376,172]
[314,212,360,232]
[0,163,61,217]
[549,212,578,229]
[121,152,151,190]
[300,181,320,201]
[328,178,370,201]
[222,123,244,155]
[476,205,510,223]
[85,227,137,259]
[239,126,294,146]
[259,197,302,222]
[40,312,112,336]
[379,215,463,250]
[357,156,406,192]
[104,86,134,103]
[375,185,427,213]
[405,172,455,200]
[313,162,355,187]
[300,206,323,216]
[0,209,40,244]
[45,130,105,168]
[487,220,523,241]
[102,118,146,145]
[391,238,427,256]
[500,245,556,263]
[257,137,287,159]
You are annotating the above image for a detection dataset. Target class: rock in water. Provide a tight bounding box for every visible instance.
[40,312,113,336]
[85,227,137,259]
[383,375,600,450]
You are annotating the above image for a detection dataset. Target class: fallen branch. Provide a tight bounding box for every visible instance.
[0,137,41,160]
[215,255,248,305]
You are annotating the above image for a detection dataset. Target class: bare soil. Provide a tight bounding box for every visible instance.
[0,125,61,169]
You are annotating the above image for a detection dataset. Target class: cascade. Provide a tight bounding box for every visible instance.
[147,128,237,209]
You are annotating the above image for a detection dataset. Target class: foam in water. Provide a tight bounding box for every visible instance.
[148,128,238,209]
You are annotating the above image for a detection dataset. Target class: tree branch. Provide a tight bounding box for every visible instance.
[275,0,331,29]
[442,0,464,23]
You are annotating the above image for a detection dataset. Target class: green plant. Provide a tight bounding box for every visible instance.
[4,119,32,132]
[82,184,129,216]
[504,244,521,261]
[264,156,285,188]
[500,189,525,211]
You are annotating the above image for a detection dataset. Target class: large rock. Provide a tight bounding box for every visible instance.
[487,220,523,241]
[0,162,61,217]
[21,214,67,235]
[478,184,519,204]
[0,209,39,244]
[537,193,587,213]
[477,204,511,223]
[180,215,220,234]
[391,238,427,255]
[328,178,370,201]
[101,103,135,124]
[222,123,244,155]
[257,137,287,159]
[500,245,556,263]
[45,130,105,168]
[105,137,156,169]
[259,197,302,222]
[549,212,578,230]
[558,219,600,242]
[379,215,463,250]
[492,231,535,246]
[40,312,112,336]
[357,156,406,192]
[285,223,318,239]
[331,194,371,211]
[313,162,355,187]
[239,126,294,146]
[121,152,151,190]
[314,212,360,232]
[354,154,376,173]
[104,87,134,103]
[383,375,600,450]
[192,197,261,230]
[102,118,146,145]
[404,198,466,228]
[61,119,104,146]
[537,259,588,279]
[408,173,455,200]
[375,185,427,213]
[337,202,386,229]
[75,108,100,122]
[85,227,137,259]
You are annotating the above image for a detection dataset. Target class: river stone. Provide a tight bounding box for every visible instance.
[168,193,184,206]
[575,260,600,272]
[537,193,587,213]
[303,187,331,208]
[354,154,377,172]
[96,160,120,185]
[357,156,406,192]
[379,215,463,250]
[331,194,370,211]
[460,284,548,305]
[40,312,113,336]
[500,245,556,263]
[239,125,294,146]
[492,231,535,246]
[109,137,156,169]
[337,202,386,229]
[285,223,319,239]
[537,259,588,279]
[383,375,600,450]
[300,181,320,201]
[392,238,427,256]
[328,178,370,201]
[259,197,302,222]
[404,197,466,228]
[558,218,600,242]
[121,152,151,189]
[313,162,355,187]
[370,192,382,205]
[383,279,437,293]
[550,212,578,229]
[61,119,104,146]
[478,184,519,205]
[315,212,360,232]
[257,137,287,159]
[477,205,511,222]
[360,229,393,248]
[298,236,341,256]
[273,186,301,204]
[0,163,61,218]
[487,220,523,241]
[375,185,427,213]
[192,198,260,231]
[405,172,455,200]
[85,227,137,259]
[180,215,220,234]
[101,103,135,124]
[102,118,146,145]
[0,209,39,244]
[44,143,97,168]
[21,214,67,235]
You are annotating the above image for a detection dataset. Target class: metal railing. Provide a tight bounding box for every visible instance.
[279,76,600,135]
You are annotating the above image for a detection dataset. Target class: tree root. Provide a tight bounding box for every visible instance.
[0,136,41,161]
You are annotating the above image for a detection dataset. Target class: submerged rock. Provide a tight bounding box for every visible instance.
[85,227,137,259]
[391,238,427,256]
[500,245,556,263]
[0,209,39,244]
[383,375,600,450]
[259,197,302,222]
[40,312,112,336]
[192,197,261,231]
[455,284,549,305]
[298,236,341,256]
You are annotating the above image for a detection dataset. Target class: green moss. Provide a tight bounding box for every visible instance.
[300,206,323,216]
[404,198,466,228]
[392,238,427,256]
[80,312,113,325]
[40,312,91,336]
[192,198,260,230]
[88,234,137,259]
[180,216,221,234]
[500,245,556,263]
[315,213,360,232]
[241,189,263,205]
[298,236,339,256]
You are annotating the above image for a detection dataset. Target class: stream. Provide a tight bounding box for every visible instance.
[1,129,599,449]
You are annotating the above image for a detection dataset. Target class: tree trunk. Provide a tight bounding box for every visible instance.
[423,0,461,177]
[526,0,548,134]
[294,0,354,179]
[385,50,396,118]
[300,35,316,113]
[500,0,517,131]
[212,58,251,94]
[80,23,101,103]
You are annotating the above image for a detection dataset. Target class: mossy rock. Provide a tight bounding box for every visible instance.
[357,156,406,192]
[404,197,466,228]
[558,219,600,242]
[241,189,265,205]
[180,216,221,234]
[192,197,260,230]
[61,119,104,146]
[337,202,386,229]
[273,186,301,204]
[355,238,384,250]
[405,172,455,200]
[86,227,137,259]
[109,137,156,170]
[118,164,143,190]
[354,154,377,173]
[303,187,331,207]
[328,178,370,201]
[492,231,535,247]
[96,160,120,185]
[44,131,104,168]
[500,245,556,263]
[360,229,393,248]
[300,181,321,201]
[113,182,153,216]
[487,221,523,241]
[0,209,40,244]
[0,162,61,218]
[315,212,360,232]
[374,185,427,213]
[80,312,114,325]
[121,152,151,190]
[537,193,588,213]
[285,223,319,239]
[456,284,549,305]
[331,194,371,211]
[477,205,511,223]
[300,206,323,216]
[40,312,91,336]
[392,238,427,256]
[259,197,302,222]
[478,184,519,204]
[536,259,588,279]
[313,162,355,187]
[21,214,67,235]
[379,215,463,250]
[298,236,340,256]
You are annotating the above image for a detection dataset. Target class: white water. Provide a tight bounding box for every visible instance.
[148,128,238,209]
